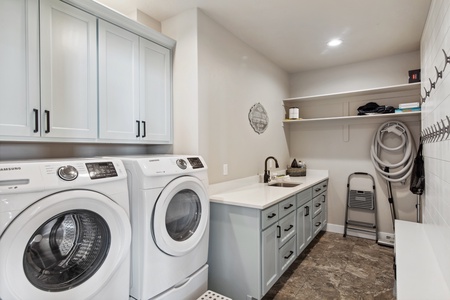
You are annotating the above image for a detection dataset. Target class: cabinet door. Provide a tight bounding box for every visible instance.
[40,0,97,138]
[261,222,279,295]
[0,0,39,137]
[98,20,139,141]
[297,201,313,254]
[139,38,172,143]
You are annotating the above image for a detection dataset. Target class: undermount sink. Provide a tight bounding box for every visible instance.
[268,182,301,188]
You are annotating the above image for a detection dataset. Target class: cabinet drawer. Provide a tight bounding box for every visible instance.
[312,180,328,198]
[313,212,323,236]
[296,188,312,207]
[279,196,296,219]
[312,194,323,217]
[262,205,279,229]
[279,236,296,274]
[279,211,296,246]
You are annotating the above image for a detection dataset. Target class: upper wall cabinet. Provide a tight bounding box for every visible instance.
[0,0,39,137]
[40,0,98,139]
[139,38,172,143]
[98,21,172,144]
[98,20,140,141]
[0,0,174,144]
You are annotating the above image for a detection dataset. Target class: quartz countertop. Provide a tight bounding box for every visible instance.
[209,169,328,209]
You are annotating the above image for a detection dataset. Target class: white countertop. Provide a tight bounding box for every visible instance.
[209,170,328,209]
[395,220,450,300]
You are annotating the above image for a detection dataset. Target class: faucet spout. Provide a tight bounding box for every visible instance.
[264,156,279,183]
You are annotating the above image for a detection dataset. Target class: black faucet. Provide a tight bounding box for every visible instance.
[264,156,279,183]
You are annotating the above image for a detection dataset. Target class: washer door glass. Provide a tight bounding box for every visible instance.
[23,210,110,292]
[153,176,209,256]
[166,189,201,242]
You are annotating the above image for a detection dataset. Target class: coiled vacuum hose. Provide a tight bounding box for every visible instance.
[370,121,415,183]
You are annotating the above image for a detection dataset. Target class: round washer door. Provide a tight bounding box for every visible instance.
[0,190,131,300]
[153,176,209,256]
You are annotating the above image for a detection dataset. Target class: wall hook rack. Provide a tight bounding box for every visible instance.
[421,115,450,143]
[421,48,450,102]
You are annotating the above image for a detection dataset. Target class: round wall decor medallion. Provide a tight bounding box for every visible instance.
[248,102,269,134]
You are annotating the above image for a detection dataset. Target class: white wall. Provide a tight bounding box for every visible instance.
[288,53,422,236]
[420,0,450,287]
[290,51,420,97]
[163,9,290,184]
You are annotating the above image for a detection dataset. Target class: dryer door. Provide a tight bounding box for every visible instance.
[0,190,131,300]
[153,176,209,256]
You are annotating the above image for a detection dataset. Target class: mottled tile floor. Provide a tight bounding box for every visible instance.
[262,232,396,300]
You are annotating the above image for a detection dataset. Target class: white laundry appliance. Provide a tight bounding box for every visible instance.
[0,158,131,300]
[116,155,209,300]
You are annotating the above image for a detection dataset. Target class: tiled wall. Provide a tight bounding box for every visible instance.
[420,0,450,287]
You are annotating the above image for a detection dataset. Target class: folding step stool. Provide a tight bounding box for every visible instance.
[343,172,378,242]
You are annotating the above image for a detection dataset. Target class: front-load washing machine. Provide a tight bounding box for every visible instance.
[0,158,131,300]
[115,155,209,300]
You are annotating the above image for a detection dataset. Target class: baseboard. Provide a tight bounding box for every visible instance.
[325,223,395,246]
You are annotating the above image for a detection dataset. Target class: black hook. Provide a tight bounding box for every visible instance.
[435,66,443,83]
[429,78,436,90]
[443,49,450,72]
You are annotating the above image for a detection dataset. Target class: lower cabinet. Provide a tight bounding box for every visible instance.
[209,180,328,300]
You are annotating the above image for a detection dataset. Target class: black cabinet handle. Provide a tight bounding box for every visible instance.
[323,184,327,188]
[284,251,294,259]
[315,203,321,207]
[277,225,281,238]
[44,110,50,133]
[284,203,293,210]
[284,224,294,232]
[33,109,39,133]
[267,213,277,219]
[305,206,310,217]
[322,195,326,203]
[142,120,146,138]
[315,222,321,227]
[136,120,140,137]
[315,188,321,192]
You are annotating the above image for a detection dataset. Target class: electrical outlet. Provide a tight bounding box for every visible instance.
[223,164,228,176]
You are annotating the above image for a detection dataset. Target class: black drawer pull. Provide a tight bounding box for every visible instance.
[277,225,281,238]
[136,120,140,137]
[305,206,310,217]
[284,224,294,232]
[44,110,50,133]
[315,188,321,192]
[315,222,321,227]
[315,203,321,207]
[284,203,293,210]
[33,109,39,133]
[323,184,327,188]
[142,120,146,138]
[267,213,277,219]
[284,251,294,259]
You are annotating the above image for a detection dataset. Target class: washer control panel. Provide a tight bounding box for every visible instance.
[187,157,204,169]
[85,162,118,179]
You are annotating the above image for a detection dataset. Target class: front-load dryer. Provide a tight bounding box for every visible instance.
[0,158,131,300]
[114,155,209,300]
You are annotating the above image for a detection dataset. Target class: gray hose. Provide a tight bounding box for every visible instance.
[370,121,415,182]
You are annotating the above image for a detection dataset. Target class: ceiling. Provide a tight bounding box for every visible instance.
[95,0,432,74]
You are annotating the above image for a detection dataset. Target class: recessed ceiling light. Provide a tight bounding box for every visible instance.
[327,39,342,47]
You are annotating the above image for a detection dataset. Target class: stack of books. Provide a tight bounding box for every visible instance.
[395,102,421,113]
